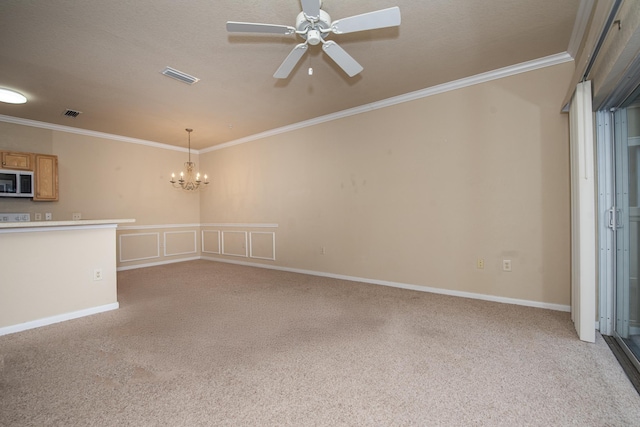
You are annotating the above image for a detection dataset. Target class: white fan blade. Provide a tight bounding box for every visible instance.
[274,43,308,79]
[227,21,296,35]
[331,7,401,34]
[322,41,363,77]
[301,0,320,19]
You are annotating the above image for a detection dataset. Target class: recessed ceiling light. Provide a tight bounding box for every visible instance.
[0,88,27,104]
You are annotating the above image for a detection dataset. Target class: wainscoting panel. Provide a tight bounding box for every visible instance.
[164,230,197,257]
[222,231,248,257]
[250,231,276,260]
[117,223,277,270]
[202,230,221,254]
[116,224,201,270]
[119,232,160,263]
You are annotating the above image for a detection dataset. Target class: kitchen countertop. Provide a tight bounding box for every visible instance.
[0,219,135,230]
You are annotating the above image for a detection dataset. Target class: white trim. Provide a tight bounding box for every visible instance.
[201,53,573,153]
[0,223,117,234]
[567,0,595,59]
[114,256,570,312]
[201,223,279,228]
[201,230,221,254]
[249,231,276,261]
[116,256,200,271]
[0,303,119,337]
[0,54,571,155]
[163,230,197,256]
[118,232,160,263]
[116,223,279,230]
[117,223,201,230]
[199,256,571,313]
[221,231,248,257]
[0,114,191,153]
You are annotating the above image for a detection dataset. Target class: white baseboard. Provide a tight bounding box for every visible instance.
[200,256,571,313]
[0,302,119,337]
[117,256,200,271]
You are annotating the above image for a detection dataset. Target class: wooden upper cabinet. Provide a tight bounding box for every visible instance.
[1,151,33,170]
[34,154,58,201]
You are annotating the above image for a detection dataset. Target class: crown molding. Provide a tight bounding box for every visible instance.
[0,114,193,154]
[202,52,573,153]
[0,52,573,155]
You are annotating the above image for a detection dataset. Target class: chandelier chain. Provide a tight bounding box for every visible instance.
[169,128,209,191]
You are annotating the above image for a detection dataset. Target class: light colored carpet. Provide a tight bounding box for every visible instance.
[1,260,639,426]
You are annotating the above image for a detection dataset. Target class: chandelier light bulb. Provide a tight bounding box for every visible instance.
[169,128,210,191]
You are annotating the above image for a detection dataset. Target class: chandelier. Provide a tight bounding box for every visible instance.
[170,128,209,191]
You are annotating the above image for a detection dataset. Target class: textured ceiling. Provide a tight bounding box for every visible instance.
[0,0,580,150]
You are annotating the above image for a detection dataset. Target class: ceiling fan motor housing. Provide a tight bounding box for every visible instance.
[296,10,331,45]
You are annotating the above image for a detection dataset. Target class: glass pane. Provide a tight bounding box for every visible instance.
[617,104,640,364]
[0,173,17,193]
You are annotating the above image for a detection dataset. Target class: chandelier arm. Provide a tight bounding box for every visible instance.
[169,128,209,191]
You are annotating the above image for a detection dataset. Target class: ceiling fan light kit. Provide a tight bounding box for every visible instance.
[226,1,401,79]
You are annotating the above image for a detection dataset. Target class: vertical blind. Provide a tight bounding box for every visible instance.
[569,80,596,343]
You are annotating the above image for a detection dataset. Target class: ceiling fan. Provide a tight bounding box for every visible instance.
[226,0,401,79]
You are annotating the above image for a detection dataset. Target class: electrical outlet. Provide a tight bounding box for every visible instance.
[34,213,42,221]
[502,259,512,272]
[72,212,82,221]
[321,246,326,255]
[476,258,484,269]
[45,213,52,221]
[93,269,103,281]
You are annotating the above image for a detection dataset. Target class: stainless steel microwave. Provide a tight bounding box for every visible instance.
[0,169,34,197]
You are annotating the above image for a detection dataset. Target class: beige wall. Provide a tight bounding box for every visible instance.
[0,122,200,225]
[0,123,203,268]
[0,122,53,153]
[1,61,574,306]
[200,62,574,306]
[0,226,118,329]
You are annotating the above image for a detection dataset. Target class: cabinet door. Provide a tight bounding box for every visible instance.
[1,151,33,170]
[34,154,59,201]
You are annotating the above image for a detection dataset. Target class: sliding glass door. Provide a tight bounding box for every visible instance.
[613,103,640,369]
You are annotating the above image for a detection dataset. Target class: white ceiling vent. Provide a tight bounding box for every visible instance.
[62,109,82,118]
[161,67,200,85]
